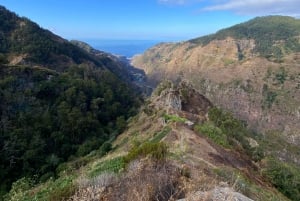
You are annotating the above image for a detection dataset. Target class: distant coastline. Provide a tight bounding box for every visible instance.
[83,39,162,58]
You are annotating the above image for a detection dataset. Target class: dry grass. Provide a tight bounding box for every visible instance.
[101,159,185,201]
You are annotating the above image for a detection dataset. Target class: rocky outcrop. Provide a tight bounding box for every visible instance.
[161,88,182,111]
[179,187,254,201]
[150,81,212,119]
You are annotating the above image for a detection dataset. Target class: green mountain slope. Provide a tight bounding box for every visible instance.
[190,16,300,59]
[0,6,102,70]
[6,81,297,201]
[70,40,146,85]
[0,6,141,198]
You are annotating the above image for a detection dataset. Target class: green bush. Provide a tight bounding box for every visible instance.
[89,157,126,178]
[125,142,168,163]
[262,158,300,201]
[207,107,263,161]
[262,84,277,109]
[4,177,33,201]
[4,176,76,201]
[194,122,230,148]
[77,138,104,156]
[163,114,187,123]
[98,142,113,156]
[48,180,76,201]
[150,126,171,143]
[153,80,173,96]
[274,67,287,84]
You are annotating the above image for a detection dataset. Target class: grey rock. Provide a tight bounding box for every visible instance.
[178,187,253,201]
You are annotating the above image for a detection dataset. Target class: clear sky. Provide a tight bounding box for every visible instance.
[0,0,299,41]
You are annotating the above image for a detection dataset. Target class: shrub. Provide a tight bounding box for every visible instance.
[150,126,171,143]
[274,66,287,84]
[207,107,263,161]
[89,157,126,178]
[153,80,173,96]
[262,158,300,201]
[47,177,77,201]
[163,114,187,123]
[4,177,33,201]
[262,84,277,109]
[98,141,112,156]
[194,122,230,148]
[77,138,104,156]
[125,142,168,163]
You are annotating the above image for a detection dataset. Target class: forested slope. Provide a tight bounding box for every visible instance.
[0,6,141,198]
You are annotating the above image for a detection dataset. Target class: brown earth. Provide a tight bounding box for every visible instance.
[132,38,300,163]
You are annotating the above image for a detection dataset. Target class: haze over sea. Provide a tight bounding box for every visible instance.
[84,39,164,58]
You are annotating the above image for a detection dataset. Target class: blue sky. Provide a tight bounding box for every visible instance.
[0,0,299,41]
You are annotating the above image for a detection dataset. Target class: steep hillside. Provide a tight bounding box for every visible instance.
[0,6,101,71]
[0,6,141,198]
[132,16,300,163]
[7,81,297,201]
[190,16,300,59]
[71,40,146,85]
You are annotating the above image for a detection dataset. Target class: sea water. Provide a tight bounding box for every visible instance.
[84,39,162,58]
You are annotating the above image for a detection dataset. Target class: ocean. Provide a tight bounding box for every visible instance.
[84,39,162,58]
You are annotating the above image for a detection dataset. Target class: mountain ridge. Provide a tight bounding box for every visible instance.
[1,7,300,201]
[132,15,300,163]
[190,15,300,59]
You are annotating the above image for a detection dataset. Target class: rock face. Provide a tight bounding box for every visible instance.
[131,18,300,153]
[179,187,254,201]
[150,81,212,119]
[162,88,182,111]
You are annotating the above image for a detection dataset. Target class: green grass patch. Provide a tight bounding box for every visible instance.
[262,157,300,201]
[4,175,77,201]
[150,126,171,143]
[214,167,289,201]
[163,114,187,123]
[125,142,168,163]
[194,122,230,148]
[223,58,235,66]
[89,156,126,178]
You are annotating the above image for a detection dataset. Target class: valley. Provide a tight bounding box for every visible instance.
[0,6,300,201]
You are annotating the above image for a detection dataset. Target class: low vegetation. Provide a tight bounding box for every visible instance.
[125,142,168,163]
[163,114,187,123]
[194,122,230,148]
[214,167,289,201]
[195,107,263,161]
[4,175,77,201]
[89,157,126,178]
[262,157,300,201]
[150,126,171,143]
[196,107,299,201]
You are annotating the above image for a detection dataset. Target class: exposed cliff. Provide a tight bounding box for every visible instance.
[132,16,300,153]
